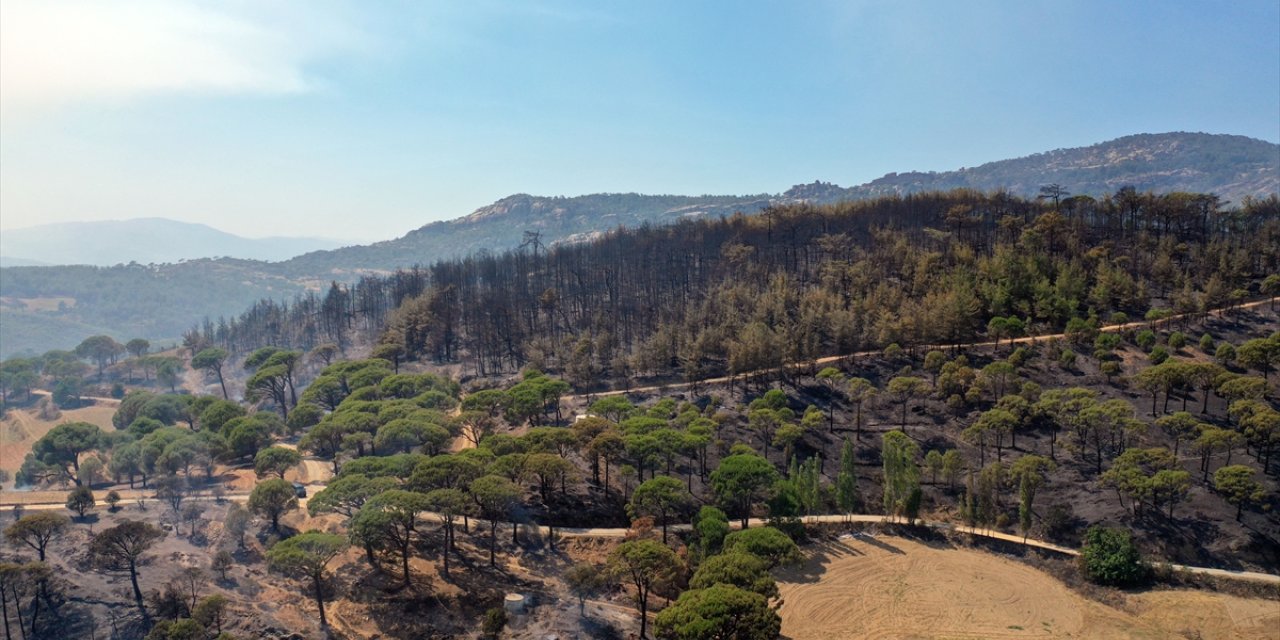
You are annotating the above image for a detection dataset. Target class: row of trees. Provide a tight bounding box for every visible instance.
[188,190,1280,387]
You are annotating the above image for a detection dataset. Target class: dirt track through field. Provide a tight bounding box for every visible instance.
[776,535,1279,640]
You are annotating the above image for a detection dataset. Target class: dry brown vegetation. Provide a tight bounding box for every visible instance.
[776,534,1278,640]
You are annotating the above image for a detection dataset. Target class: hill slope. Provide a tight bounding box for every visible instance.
[1,132,1276,357]
[788,132,1278,205]
[0,217,344,266]
[277,192,775,274]
[277,132,1278,274]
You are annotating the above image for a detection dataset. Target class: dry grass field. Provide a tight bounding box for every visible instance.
[776,535,1278,640]
[0,401,116,479]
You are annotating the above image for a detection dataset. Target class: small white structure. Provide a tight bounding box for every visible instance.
[504,593,526,614]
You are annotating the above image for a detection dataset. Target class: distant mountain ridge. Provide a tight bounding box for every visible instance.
[1,131,1276,357]
[277,132,1278,274]
[0,217,345,266]
[277,192,777,274]
[784,132,1278,205]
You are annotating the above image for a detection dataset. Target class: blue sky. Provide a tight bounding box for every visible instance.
[2,1,1277,241]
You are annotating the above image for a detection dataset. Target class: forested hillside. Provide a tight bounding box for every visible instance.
[3,132,1276,358]
[0,261,307,356]
[191,189,1280,387]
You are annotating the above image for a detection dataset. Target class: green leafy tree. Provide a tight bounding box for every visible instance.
[1194,427,1242,482]
[1009,455,1055,539]
[191,347,230,399]
[653,583,781,640]
[248,478,299,532]
[941,449,965,490]
[1213,465,1265,520]
[266,531,347,628]
[357,489,431,586]
[694,506,731,556]
[710,453,780,529]
[846,377,877,439]
[4,512,70,561]
[835,438,862,516]
[881,430,920,522]
[469,475,522,567]
[629,476,694,543]
[689,551,778,598]
[66,486,96,519]
[1079,526,1146,586]
[31,421,103,486]
[1215,342,1236,367]
[75,335,124,380]
[424,488,470,577]
[1155,412,1200,457]
[193,593,230,634]
[608,539,682,640]
[1101,447,1177,515]
[722,526,801,568]
[254,446,302,480]
[564,562,607,617]
[90,520,167,604]
[886,376,927,428]
[1237,337,1279,382]
[816,367,846,430]
[211,549,234,581]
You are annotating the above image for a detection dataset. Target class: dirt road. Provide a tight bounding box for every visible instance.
[572,296,1278,400]
[5,482,1274,584]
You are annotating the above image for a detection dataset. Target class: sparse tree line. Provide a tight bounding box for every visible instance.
[186,189,1279,387]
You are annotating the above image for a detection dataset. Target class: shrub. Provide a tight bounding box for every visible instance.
[1199,333,1215,352]
[1149,347,1169,365]
[1079,526,1147,586]
[1008,347,1032,368]
[1167,332,1186,350]
[482,607,507,639]
[1215,343,1236,366]
[1058,349,1077,370]
[1135,330,1156,352]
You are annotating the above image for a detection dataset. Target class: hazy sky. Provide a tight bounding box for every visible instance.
[2,1,1277,241]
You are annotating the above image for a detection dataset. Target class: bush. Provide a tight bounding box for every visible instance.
[1042,503,1076,541]
[1079,526,1147,586]
[1199,333,1215,352]
[1135,330,1156,352]
[1149,347,1169,365]
[1215,343,1236,366]
[1008,347,1032,368]
[1167,332,1186,350]
[482,607,507,639]
[1058,349,1077,370]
